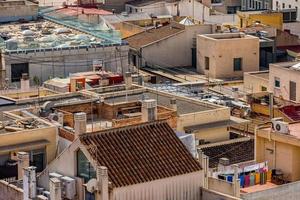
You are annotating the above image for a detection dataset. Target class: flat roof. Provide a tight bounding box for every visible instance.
[199,33,257,40]
[0,20,105,51]
[241,182,278,194]
[270,62,300,72]
[104,91,215,115]
[246,71,269,80]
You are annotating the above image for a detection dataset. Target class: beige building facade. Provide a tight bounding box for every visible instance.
[197,33,260,79]
[269,62,300,103]
[244,71,269,93]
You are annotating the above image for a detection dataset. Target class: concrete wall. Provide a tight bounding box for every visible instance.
[269,63,300,103]
[197,33,259,79]
[241,180,300,200]
[0,180,23,200]
[244,71,269,93]
[0,126,57,164]
[194,126,229,143]
[3,44,129,85]
[283,22,300,38]
[0,1,38,23]
[208,177,235,196]
[112,171,203,200]
[200,187,240,200]
[140,24,213,67]
[0,180,47,200]
[177,107,231,131]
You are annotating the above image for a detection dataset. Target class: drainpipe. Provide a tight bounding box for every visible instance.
[233,164,240,198]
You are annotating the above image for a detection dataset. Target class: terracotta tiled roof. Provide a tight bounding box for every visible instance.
[200,139,254,168]
[80,121,201,187]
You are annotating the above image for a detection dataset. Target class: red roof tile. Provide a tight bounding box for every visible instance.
[80,121,201,187]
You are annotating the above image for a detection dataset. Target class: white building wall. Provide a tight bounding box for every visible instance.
[272,0,300,20]
[178,0,238,24]
[269,63,300,103]
[3,45,129,85]
[141,24,213,67]
[112,171,203,200]
[126,2,170,16]
[125,0,238,24]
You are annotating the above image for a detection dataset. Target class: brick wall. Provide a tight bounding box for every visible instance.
[58,127,75,142]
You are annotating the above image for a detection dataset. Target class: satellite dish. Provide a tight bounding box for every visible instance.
[86,178,98,193]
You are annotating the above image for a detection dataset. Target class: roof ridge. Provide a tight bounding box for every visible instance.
[80,120,167,138]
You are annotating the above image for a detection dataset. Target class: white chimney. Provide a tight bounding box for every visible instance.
[74,112,87,136]
[141,99,157,122]
[20,73,30,91]
[170,98,177,111]
[23,166,37,200]
[18,152,30,180]
[57,112,64,126]
[50,178,62,200]
[124,72,132,90]
[97,166,109,200]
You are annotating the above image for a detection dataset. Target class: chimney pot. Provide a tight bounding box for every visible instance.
[97,166,109,200]
[50,178,62,200]
[141,99,157,122]
[74,112,87,136]
[124,72,132,90]
[23,166,37,200]
[17,152,30,180]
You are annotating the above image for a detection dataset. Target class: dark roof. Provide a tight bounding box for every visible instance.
[80,121,201,187]
[0,97,15,106]
[200,139,254,168]
[126,23,185,49]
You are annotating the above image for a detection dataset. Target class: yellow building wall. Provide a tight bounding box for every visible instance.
[256,131,300,182]
[0,126,57,164]
[194,126,229,143]
[239,12,283,30]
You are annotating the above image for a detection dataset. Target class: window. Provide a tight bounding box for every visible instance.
[77,149,96,183]
[261,86,267,91]
[274,77,280,88]
[290,81,296,101]
[29,149,45,173]
[282,3,285,8]
[233,58,242,71]
[11,63,29,82]
[205,57,210,70]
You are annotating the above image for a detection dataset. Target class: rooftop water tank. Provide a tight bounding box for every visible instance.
[5,38,18,50]
[22,30,34,36]
[291,63,300,71]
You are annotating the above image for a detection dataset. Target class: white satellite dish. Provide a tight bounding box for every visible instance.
[86,178,98,193]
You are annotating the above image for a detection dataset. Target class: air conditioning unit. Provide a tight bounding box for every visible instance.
[36,187,44,195]
[49,172,63,179]
[61,176,76,199]
[42,191,50,199]
[48,113,59,121]
[271,118,289,134]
